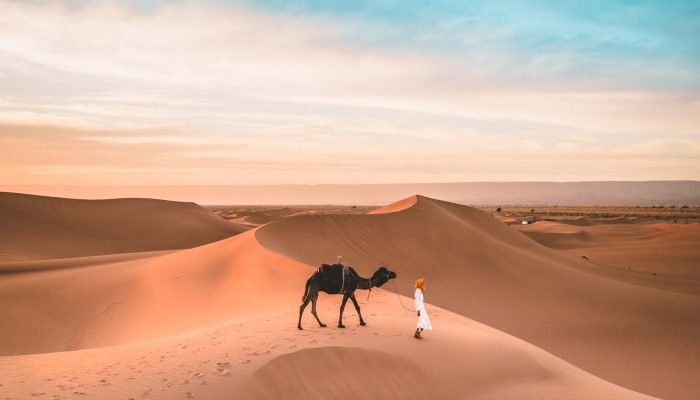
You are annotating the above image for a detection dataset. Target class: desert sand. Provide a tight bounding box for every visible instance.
[516,220,700,295]
[0,192,248,262]
[0,194,697,400]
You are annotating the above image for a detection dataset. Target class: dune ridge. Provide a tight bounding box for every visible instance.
[0,192,248,262]
[0,230,309,356]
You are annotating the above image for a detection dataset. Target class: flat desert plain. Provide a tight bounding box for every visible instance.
[1,192,698,400]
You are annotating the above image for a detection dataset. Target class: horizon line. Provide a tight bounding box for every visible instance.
[3,180,699,187]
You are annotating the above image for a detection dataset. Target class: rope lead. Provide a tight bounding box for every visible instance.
[388,279,416,312]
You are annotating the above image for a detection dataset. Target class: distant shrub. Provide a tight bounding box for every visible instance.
[496,207,502,213]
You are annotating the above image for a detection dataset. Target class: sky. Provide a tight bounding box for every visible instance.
[0,0,699,185]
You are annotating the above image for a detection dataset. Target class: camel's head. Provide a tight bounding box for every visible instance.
[372,266,397,287]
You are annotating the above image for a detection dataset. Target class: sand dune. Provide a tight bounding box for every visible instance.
[0,233,656,400]
[0,250,173,274]
[0,230,309,356]
[557,215,595,226]
[256,195,700,400]
[239,314,656,400]
[369,194,417,214]
[0,193,695,400]
[517,220,700,295]
[0,192,248,262]
[517,221,596,250]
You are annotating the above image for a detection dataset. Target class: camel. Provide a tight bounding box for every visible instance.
[298,263,397,330]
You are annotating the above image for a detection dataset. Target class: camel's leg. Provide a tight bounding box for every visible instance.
[311,295,326,327]
[338,294,350,328]
[350,294,366,326]
[298,297,311,330]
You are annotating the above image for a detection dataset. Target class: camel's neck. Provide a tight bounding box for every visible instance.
[357,275,375,291]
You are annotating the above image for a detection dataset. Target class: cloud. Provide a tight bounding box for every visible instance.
[79,135,246,146]
[0,1,698,184]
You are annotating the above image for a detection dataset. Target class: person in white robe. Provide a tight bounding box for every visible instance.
[414,278,432,339]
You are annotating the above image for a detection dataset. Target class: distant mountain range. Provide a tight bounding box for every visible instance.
[2,181,699,206]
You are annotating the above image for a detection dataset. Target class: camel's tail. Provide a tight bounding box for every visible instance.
[301,278,311,302]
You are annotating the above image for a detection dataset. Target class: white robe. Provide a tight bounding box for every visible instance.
[415,288,432,330]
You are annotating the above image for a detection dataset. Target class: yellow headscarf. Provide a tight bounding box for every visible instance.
[415,278,425,292]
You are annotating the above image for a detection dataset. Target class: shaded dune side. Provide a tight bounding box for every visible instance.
[255,195,700,400]
[0,230,310,356]
[0,192,248,262]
